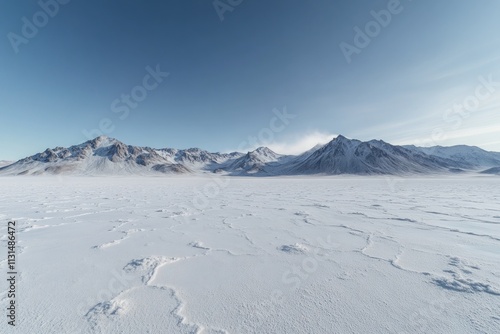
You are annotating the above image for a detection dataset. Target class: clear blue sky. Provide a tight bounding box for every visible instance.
[1,0,500,160]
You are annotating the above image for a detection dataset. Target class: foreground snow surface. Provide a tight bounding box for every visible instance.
[1,176,499,334]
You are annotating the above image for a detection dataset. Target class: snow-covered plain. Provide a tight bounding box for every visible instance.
[1,176,499,333]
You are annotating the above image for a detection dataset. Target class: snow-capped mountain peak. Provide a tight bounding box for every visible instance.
[248,147,281,161]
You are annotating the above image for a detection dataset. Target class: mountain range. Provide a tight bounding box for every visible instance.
[1,135,499,176]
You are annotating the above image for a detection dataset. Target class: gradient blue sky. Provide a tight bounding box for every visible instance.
[1,0,500,160]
